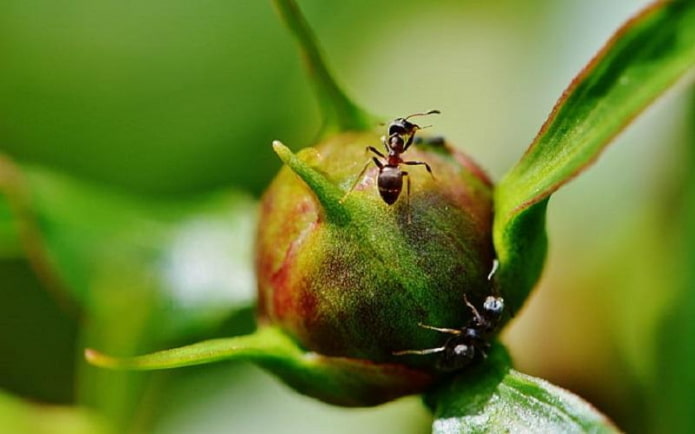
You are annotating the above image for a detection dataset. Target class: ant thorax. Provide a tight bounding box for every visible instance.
[385,134,406,154]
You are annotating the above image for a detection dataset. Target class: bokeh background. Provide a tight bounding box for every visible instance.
[1,0,693,433]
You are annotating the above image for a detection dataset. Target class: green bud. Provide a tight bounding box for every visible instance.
[256,131,495,405]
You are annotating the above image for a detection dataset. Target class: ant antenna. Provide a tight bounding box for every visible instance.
[404,109,441,121]
[487,259,499,281]
[486,258,512,317]
[391,322,459,356]
[417,323,462,335]
[392,346,446,356]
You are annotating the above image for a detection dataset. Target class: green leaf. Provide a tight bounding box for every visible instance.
[273,0,375,133]
[428,346,617,433]
[0,197,22,259]
[649,92,695,432]
[0,158,257,337]
[494,0,695,311]
[0,157,25,260]
[0,391,113,434]
[0,155,260,429]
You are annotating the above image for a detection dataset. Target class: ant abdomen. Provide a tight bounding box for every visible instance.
[377,167,405,205]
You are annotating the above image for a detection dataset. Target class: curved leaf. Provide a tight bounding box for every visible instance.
[273,0,375,133]
[427,346,617,433]
[494,0,695,310]
[0,155,257,337]
[0,156,261,430]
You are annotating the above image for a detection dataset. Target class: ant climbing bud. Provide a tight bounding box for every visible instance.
[256,129,498,405]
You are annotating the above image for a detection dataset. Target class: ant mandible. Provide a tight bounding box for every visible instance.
[342,110,440,218]
[393,260,505,372]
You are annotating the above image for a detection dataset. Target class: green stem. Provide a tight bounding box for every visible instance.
[85,327,301,370]
[85,326,434,406]
[273,0,375,133]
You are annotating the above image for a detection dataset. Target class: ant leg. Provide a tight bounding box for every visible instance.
[367,146,386,159]
[403,131,416,152]
[340,158,377,203]
[381,136,390,154]
[418,322,461,335]
[403,171,411,224]
[393,346,446,356]
[464,294,485,324]
[403,160,434,179]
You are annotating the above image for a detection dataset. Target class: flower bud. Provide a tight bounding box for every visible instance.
[255,131,495,405]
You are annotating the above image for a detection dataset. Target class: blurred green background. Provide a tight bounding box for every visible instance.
[1,0,692,432]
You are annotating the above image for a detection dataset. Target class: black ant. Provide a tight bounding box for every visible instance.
[342,110,440,218]
[393,260,505,372]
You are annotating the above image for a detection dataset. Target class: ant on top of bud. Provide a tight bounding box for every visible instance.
[342,110,440,221]
[394,259,505,372]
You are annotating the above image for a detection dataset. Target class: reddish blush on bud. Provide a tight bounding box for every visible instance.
[255,131,496,405]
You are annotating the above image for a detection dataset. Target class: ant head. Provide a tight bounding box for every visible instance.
[387,118,413,137]
[387,110,440,137]
[482,296,504,319]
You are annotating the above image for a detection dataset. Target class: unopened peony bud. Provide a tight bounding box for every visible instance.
[255,130,496,405]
